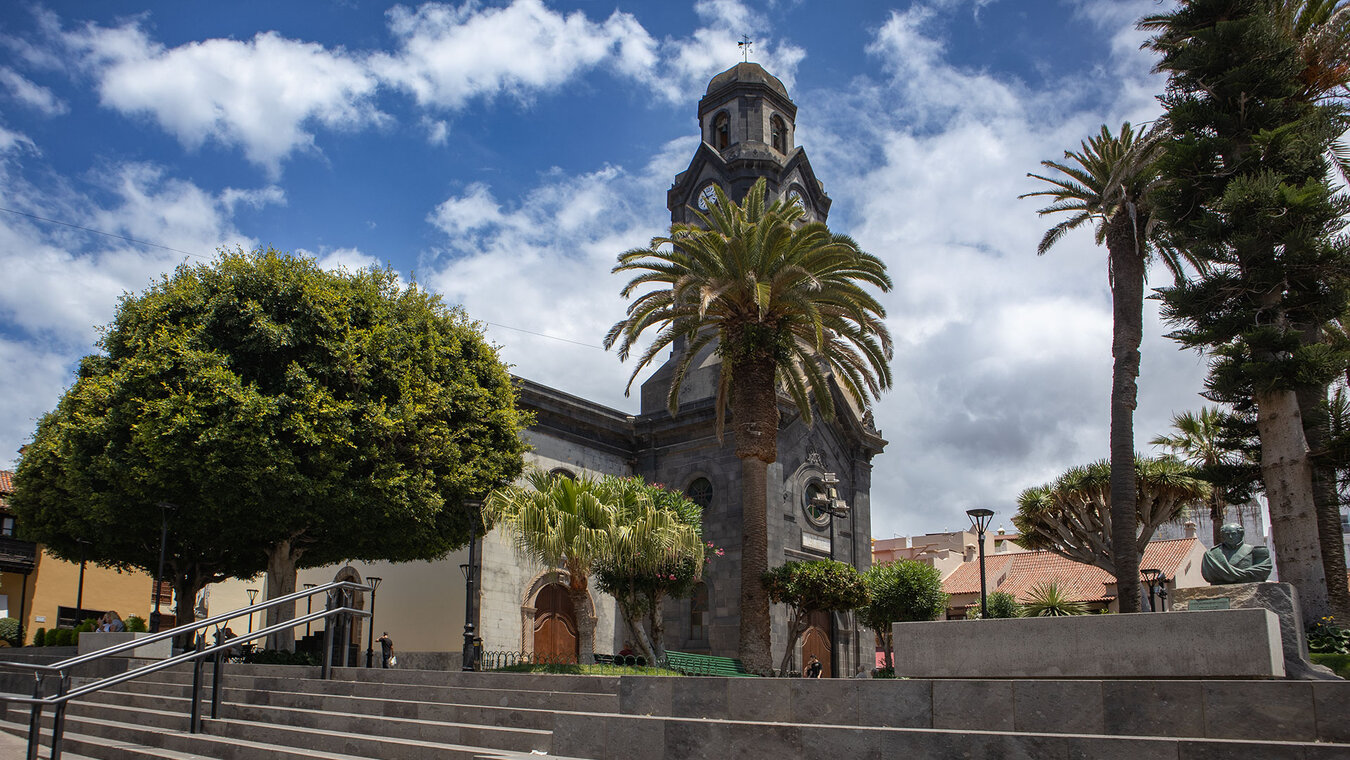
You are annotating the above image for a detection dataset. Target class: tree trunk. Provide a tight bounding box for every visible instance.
[1295,378,1350,621]
[264,539,300,652]
[731,351,780,675]
[1106,213,1144,614]
[648,594,667,663]
[1210,492,1224,546]
[883,630,894,670]
[1256,389,1330,622]
[569,587,595,665]
[777,611,806,676]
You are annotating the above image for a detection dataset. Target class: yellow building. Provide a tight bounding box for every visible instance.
[0,471,163,641]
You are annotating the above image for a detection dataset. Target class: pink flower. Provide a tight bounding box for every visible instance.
[715,549,725,556]
[668,574,677,580]
[707,541,714,547]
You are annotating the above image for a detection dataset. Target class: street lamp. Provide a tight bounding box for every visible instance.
[808,473,850,677]
[461,499,483,672]
[246,588,259,634]
[74,539,91,618]
[150,502,176,633]
[364,577,383,668]
[303,583,317,637]
[1141,568,1167,612]
[966,508,995,618]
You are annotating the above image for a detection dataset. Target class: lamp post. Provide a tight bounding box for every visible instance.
[1141,568,1167,612]
[808,473,849,677]
[364,577,382,668]
[246,588,259,633]
[303,583,317,637]
[966,508,995,618]
[461,499,483,672]
[150,502,176,633]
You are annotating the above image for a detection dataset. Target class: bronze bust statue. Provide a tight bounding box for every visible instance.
[1201,523,1272,584]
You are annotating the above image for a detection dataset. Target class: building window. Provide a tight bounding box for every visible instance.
[0,516,15,537]
[803,480,832,528]
[690,582,709,642]
[770,115,786,153]
[686,477,713,510]
[714,112,730,150]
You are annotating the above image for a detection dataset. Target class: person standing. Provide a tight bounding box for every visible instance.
[804,655,822,678]
[377,632,394,668]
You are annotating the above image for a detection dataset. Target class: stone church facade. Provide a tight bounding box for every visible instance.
[259,63,884,677]
[479,63,886,677]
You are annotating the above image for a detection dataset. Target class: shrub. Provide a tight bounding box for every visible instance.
[1308,616,1350,655]
[76,619,97,633]
[1020,582,1087,617]
[32,628,45,647]
[124,615,148,633]
[0,617,21,646]
[967,591,1019,619]
[47,629,74,647]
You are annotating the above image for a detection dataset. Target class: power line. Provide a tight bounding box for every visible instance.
[1,204,610,351]
[0,205,209,259]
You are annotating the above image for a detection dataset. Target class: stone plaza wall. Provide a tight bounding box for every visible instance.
[891,609,1284,678]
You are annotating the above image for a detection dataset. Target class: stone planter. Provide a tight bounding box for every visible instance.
[76,631,171,659]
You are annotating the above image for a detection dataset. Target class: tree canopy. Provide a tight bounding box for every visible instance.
[761,559,868,676]
[13,248,528,639]
[859,560,947,670]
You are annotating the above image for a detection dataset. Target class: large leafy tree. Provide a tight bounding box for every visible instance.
[1143,0,1350,620]
[13,249,527,645]
[761,560,869,676]
[858,560,947,671]
[1013,457,1209,576]
[1021,122,1195,613]
[605,178,893,672]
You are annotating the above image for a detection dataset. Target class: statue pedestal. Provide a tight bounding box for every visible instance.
[1173,582,1338,681]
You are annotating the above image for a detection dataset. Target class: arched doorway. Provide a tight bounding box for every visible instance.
[532,584,578,664]
[801,610,832,678]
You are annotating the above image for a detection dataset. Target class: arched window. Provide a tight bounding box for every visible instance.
[714,112,730,150]
[770,115,786,153]
[549,467,576,481]
[690,582,709,642]
[686,477,713,510]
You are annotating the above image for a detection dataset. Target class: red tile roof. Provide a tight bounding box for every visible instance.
[942,538,1200,604]
[0,470,11,510]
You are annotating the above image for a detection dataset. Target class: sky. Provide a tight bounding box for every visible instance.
[0,0,1211,539]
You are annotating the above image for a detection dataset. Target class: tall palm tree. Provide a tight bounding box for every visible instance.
[604,178,893,673]
[1020,123,1195,613]
[1150,407,1250,544]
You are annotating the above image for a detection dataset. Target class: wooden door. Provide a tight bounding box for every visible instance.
[533,584,578,664]
[801,610,832,678]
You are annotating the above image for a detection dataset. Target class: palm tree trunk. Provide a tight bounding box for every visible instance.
[1295,376,1350,621]
[1106,213,1143,613]
[732,351,780,675]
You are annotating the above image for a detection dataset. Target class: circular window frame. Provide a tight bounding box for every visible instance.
[802,479,832,528]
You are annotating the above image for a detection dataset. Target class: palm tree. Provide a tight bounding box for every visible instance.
[1019,582,1088,617]
[1020,123,1195,613]
[1150,407,1251,544]
[605,178,893,673]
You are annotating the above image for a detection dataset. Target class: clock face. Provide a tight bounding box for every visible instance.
[697,184,719,211]
[786,189,804,210]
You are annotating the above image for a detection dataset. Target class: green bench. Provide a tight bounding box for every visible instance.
[664,650,759,677]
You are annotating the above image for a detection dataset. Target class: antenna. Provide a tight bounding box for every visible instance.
[738,34,753,62]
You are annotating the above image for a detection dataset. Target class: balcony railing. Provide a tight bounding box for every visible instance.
[0,537,37,574]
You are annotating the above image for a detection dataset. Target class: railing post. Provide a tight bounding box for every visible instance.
[338,590,352,668]
[25,671,43,760]
[211,648,223,719]
[320,601,334,680]
[49,671,70,760]
[189,633,205,733]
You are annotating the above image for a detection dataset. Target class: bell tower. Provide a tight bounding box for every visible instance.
[668,62,831,225]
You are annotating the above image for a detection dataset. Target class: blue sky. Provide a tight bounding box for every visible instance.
[0,0,1208,538]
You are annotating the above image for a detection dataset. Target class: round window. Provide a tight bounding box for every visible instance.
[802,481,832,528]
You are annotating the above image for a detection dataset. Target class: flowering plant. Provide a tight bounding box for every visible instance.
[1308,616,1350,655]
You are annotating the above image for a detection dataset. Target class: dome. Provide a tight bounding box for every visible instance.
[704,62,790,100]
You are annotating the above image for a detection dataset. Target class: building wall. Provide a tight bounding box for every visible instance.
[22,551,156,635]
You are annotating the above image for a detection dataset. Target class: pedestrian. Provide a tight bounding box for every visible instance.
[804,655,822,678]
[377,631,394,668]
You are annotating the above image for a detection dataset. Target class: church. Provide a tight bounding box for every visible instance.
[229,62,886,678]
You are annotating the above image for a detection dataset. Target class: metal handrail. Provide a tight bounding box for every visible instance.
[0,580,371,760]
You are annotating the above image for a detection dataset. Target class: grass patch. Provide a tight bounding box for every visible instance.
[488,663,683,676]
[1311,653,1350,679]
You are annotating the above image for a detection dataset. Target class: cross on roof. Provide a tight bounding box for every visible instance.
[738,35,753,62]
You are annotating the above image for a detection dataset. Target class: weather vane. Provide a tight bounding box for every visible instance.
[738,34,753,62]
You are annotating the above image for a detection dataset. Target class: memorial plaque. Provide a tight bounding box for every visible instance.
[1189,597,1231,611]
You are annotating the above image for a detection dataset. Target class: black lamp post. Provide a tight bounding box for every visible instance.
[303,583,317,637]
[461,499,483,672]
[364,576,382,668]
[246,588,259,633]
[808,473,849,677]
[966,508,995,618]
[150,502,176,633]
[1141,568,1167,612]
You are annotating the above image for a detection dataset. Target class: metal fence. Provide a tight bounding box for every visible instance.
[479,651,652,670]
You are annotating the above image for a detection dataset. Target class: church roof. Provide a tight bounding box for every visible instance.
[705,62,789,99]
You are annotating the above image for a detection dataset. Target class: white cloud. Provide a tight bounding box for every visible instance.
[0,125,34,153]
[0,67,68,116]
[64,23,384,175]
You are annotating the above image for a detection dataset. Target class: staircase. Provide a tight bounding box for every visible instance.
[2,662,1347,759]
